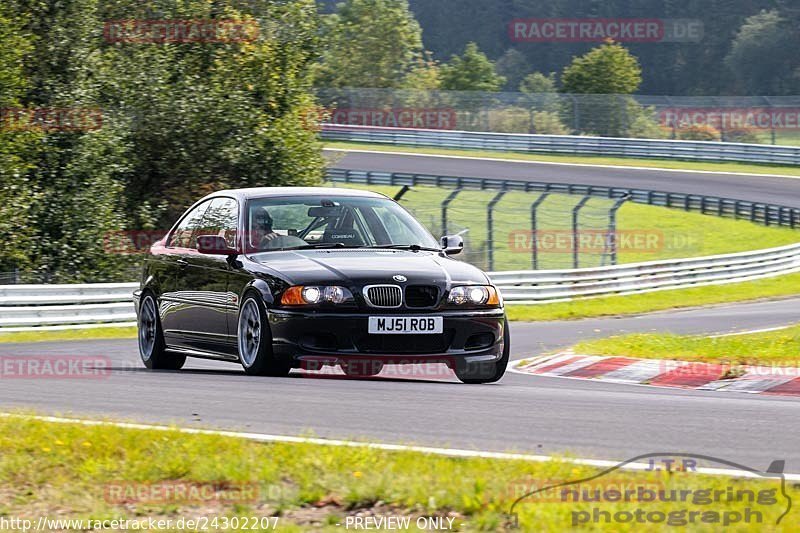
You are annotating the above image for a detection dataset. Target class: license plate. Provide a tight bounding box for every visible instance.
[368,316,443,334]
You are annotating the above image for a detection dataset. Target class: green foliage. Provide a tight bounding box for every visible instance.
[1,0,324,282]
[561,41,642,95]
[400,52,441,90]
[0,5,40,273]
[559,43,643,137]
[677,124,722,141]
[530,111,569,135]
[440,42,505,92]
[494,48,530,91]
[519,71,557,94]
[315,0,423,88]
[725,10,799,95]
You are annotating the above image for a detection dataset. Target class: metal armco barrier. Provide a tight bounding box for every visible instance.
[489,243,800,304]
[2,243,800,327]
[321,124,800,166]
[0,283,138,330]
[4,168,800,328]
[325,168,800,228]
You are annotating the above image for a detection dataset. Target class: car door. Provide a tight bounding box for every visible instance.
[174,196,240,357]
[159,199,212,348]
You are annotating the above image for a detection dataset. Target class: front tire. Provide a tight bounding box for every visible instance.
[237,293,290,377]
[138,293,186,370]
[454,318,510,384]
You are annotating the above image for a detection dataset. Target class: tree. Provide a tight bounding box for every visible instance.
[1,0,325,282]
[725,10,799,95]
[401,52,442,90]
[495,48,529,91]
[0,5,40,276]
[519,72,558,94]
[561,40,642,95]
[440,42,505,92]
[316,0,423,88]
[560,41,643,137]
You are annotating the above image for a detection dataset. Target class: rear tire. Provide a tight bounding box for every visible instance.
[237,293,290,377]
[138,293,186,370]
[455,318,510,384]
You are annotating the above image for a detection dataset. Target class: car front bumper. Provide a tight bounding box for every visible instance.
[267,308,506,367]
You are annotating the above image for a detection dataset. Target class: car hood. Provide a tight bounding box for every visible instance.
[248,249,490,287]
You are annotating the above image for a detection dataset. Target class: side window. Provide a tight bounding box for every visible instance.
[199,197,238,248]
[167,200,211,249]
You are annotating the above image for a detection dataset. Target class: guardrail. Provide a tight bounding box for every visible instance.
[489,243,800,304]
[321,124,800,166]
[3,168,800,329]
[0,283,138,330]
[326,168,800,228]
[2,243,800,328]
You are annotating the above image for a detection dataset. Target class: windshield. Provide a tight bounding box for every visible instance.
[244,195,440,253]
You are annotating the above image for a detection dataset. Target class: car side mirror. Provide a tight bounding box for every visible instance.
[197,235,239,256]
[441,235,464,255]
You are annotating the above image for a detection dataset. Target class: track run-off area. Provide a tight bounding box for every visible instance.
[2,152,800,473]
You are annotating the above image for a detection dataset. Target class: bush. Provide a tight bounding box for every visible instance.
[487,107,530,133]
[677,124,721,141]
[723,128,763,144]
[531,111,570,135]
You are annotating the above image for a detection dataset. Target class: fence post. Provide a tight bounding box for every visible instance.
[572,196,592,269]
[530,193,550,269]
[607,195,630,266]
[487,191,506,271]
[441,188,462,235]
[393,185,411,201]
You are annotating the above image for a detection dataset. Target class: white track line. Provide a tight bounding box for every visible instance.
[2,413,798,481]
[324,148,800,180]
[709,325,793,338]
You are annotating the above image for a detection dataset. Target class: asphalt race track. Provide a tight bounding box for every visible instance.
[327,149,800,206]
[1,297,799,471]
[2,156,800,473]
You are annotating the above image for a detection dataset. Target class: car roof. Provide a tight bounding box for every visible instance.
[204,186,389,201]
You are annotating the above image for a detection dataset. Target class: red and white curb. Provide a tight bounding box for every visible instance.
[510,352,800,397]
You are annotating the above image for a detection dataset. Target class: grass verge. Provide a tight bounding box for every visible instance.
[0,326,137,344]
[0,415,796,531]
[505,271,800,322]
[325,141,800,177]
[571,323,800,366]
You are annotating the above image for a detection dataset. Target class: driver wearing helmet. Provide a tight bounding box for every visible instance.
[252,208,280,250]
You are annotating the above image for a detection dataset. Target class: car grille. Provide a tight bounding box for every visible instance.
[405,285,439,308]
[364,285,402,308]
[355,329,454,354]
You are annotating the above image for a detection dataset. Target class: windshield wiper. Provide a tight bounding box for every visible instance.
[367,244,441,252]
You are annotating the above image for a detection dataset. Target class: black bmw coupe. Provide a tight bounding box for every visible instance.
[134,187,509,383]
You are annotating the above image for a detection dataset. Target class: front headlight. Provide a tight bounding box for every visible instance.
[447,285,501,307]
[281,285,354,306]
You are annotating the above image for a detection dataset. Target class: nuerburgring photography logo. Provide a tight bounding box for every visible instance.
[507,453,791,528]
